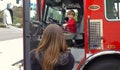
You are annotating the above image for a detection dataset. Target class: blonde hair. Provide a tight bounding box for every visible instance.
[35,24,68,70]
[67,10,75,16]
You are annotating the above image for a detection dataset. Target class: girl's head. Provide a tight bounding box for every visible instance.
[67,10,75,19]
[36,24,68,70]
[38,24,67,52]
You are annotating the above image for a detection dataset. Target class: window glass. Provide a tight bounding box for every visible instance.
[47,7,62,21]
[105,0,120,20]
[30,0,37,20]
[44,6,78,24]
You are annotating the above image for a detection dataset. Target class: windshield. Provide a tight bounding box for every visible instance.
[43,5,63,24]
[43,5,79,25]
[47,7,62,21]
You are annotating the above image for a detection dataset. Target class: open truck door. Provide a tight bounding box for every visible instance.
[23,0,31,70]
[23,0,44,70]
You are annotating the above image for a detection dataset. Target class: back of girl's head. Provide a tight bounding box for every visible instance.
[37,24,68,53]
[36,24,68,70]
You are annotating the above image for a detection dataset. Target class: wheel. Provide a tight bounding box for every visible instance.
[84,57,120,70]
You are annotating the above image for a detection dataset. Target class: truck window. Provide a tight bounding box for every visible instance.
[43,5,79,25]
[43,5,63,25]
[105,0,120,21]
[30,0,37,20]
[48,7,62,21]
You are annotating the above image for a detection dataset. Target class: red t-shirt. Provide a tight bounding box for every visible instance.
[66,18,76,33]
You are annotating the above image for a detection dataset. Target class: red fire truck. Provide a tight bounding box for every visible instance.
[23,0,120,70]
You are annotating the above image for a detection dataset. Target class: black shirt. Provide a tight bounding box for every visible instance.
[30,49,75,70]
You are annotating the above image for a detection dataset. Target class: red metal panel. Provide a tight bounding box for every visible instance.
[78,0,120,70]
[37,0,40,20]
[84,0,120,54]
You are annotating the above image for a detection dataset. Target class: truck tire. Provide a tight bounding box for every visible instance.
[84,57,120,70]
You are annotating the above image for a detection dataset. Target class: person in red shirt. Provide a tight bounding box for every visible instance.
[63,10,76,33]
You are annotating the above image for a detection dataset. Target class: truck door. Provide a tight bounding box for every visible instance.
[23,0,43,70]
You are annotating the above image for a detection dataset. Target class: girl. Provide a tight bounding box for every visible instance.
[30,24,75,70]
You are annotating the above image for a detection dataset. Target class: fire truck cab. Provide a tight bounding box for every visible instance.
[23,0,120,70]
[28,0,84,49]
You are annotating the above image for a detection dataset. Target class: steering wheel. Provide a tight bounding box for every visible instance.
[48,17,62,26]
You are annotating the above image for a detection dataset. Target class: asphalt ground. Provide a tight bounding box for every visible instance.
[0,26,23,70]
[0,38,23,70]
[0,26,22,41]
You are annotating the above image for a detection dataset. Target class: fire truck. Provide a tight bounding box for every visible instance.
[23,0,120,70]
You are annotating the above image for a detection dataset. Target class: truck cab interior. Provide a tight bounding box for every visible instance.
[44,0,84,48]
[30,0,84,49]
